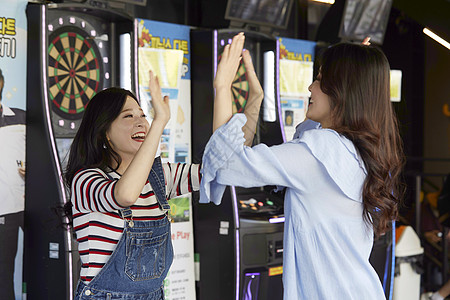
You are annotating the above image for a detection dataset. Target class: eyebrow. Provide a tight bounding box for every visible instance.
[121,107,143,113]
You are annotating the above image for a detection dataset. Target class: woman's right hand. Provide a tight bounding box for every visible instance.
[149,70,170,125]
[242,49,263,108]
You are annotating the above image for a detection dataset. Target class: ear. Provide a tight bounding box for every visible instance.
[105,133,111,146]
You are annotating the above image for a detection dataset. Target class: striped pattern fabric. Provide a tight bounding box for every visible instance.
[71,162,201,283]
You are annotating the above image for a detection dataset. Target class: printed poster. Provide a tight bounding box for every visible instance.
[390,69,402,102]
[137,19,191,164]
[137,19,195,300]
[0,0,28,299]
[278,37,316,141]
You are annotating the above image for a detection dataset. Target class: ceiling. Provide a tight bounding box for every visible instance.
[392,0,450,40]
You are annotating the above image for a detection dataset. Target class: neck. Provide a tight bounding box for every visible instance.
[113,156,132,175]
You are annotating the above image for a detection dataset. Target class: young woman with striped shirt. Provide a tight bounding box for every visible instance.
[65,52,263,299]
[64,72,200,299]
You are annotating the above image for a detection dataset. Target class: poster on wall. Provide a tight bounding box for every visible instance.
[278,37,316,141]
[137,19,191,164]
[0,0,28,299]
[137,19,195,300]
[390,69,402,102]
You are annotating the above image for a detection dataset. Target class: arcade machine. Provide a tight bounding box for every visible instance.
[191,1,294,298]
[191,27,285,300]
[25,1,137,298]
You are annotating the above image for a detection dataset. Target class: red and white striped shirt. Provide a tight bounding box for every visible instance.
[71,162,201,283]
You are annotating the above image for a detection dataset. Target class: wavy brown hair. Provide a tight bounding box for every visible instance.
[318,43,405,237]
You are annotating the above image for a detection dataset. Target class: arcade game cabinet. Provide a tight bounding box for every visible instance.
[25,1,136,298]
[191,29,285,300]
[191,1,294,299]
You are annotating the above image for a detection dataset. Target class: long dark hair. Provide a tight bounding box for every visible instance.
[318,43,405,237]
[64,87,139,188]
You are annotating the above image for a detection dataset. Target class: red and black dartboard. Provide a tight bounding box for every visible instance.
[48,26,102,120]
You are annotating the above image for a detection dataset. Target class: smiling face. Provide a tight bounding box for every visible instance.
[106,96,149,165]
[306,72,333,128]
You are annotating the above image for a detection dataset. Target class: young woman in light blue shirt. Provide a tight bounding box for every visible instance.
[200,33,404,299]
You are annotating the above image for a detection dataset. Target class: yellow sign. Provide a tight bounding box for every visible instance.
[138,48,183,90]
[269,266,283,276]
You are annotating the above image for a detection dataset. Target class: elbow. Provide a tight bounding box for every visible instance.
[114,189,138,207]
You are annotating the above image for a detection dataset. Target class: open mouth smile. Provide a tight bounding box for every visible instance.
[131,132,146,141]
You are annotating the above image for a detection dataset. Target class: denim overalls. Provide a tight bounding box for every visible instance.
[75,157,173,300]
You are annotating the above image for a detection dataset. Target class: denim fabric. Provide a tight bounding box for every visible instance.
[74,217,173,299]
[74,156,172,299]
[147,157,170,212]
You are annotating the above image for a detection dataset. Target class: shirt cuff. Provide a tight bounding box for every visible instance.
[199,114,247,205]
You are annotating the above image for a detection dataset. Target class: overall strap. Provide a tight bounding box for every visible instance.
[147,156,169,212]
[105,157,169,223]
[104,171,134,227]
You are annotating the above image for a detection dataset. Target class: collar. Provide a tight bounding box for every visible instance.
[0,104,15,117]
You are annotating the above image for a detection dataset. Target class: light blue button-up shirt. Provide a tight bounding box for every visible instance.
[200,114,385,300]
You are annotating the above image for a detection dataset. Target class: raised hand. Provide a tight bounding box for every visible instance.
[213,32,246,132]
[214,32,246,91]
[241,49,263,146]
[148,70,170,124]
[362,36,371,45]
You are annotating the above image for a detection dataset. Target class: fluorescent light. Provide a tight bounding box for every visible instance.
[423,28,450,50]
[269,217,285,223]
[311,0,335,4]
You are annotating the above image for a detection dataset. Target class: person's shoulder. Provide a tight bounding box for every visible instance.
[12,108,26,125]
[297,128,363,167]
[297,128,367,201]
[74,168,110,180]
[10,107,25,116]
[1,106,26,126]
[299,128,345,145]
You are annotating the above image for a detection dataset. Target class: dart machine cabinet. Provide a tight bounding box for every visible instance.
[25,2,137,298]
[191,29,286,300]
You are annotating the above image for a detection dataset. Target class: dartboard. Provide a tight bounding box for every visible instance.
[218,52,249,114]
[231,61,249,113]
[48,26,102,120]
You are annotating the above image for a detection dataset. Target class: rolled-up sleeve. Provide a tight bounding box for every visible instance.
[200,114,367,205]
[200,114,308,205]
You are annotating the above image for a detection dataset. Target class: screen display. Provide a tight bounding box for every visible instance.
[225,0,293,29]
[338,0,392,44]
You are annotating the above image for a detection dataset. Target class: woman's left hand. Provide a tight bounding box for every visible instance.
[148,70,170,124]
[214,32,245,91]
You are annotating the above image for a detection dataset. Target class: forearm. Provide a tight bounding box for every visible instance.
[114,119,166,206]
[242,95,263,146]
[213,87,233,132]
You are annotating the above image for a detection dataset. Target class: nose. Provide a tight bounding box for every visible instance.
[135,116,145,127]
[135,116,149,130]
[308,82,313,92]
